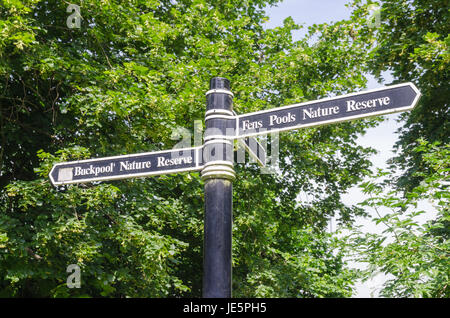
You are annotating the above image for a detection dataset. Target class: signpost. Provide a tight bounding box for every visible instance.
[49,78,421,298]
[49,146,203,186]
[238,137,266,167]
[235,82,421,138]
[233,111,267,167]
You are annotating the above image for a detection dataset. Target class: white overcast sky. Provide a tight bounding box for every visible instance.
[263,0,404,297]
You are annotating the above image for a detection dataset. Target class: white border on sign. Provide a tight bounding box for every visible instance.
[236,82,421,138]
[49,146,204,186]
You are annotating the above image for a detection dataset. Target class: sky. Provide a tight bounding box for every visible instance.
[263,0,404,298]
[264,0,354,38]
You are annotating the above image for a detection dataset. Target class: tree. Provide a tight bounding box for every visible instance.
[351,0,449,192]
[346,0,449,297]
[352,140,449,297]
[1,0,377,297]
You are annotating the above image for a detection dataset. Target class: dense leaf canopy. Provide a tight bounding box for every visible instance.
[0,0,378,297]
[348,0,449,298]
[360,0,449,192]
[1,0,447,298]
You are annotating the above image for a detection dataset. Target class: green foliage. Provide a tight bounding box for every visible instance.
[2,146,190,297]
[0,0,382,297]
[351,0,450,192]
[233,223,357,297]
[352,140,449,297]
[343,0,449,298]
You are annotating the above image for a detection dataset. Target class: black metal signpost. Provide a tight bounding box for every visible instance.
[49,77,421,298]
[201,78,235,298]
[235,82,421,138]
[49,146,204,185]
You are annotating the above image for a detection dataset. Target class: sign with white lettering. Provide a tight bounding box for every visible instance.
[48,77,421,299]
[232,111,266,167]
[49,82,420,186]
[49,146,203,185]
[236,83,421,138]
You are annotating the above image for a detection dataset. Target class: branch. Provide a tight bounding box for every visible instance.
[25,247,42,261]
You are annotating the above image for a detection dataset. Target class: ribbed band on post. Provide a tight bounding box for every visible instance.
[201,77,235,181]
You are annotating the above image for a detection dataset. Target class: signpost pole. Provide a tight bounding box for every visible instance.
[201,77,235,298]
[48,74,420,298]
